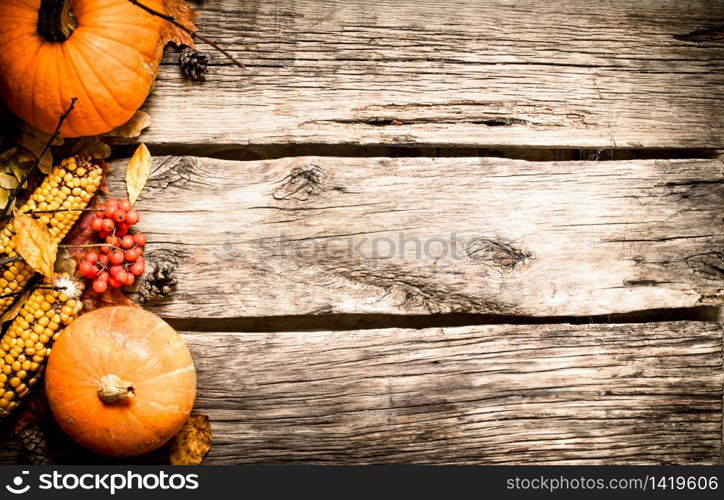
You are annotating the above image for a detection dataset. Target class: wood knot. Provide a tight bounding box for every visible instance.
[146,156,197,193]
[273,165,325,201]
[464,237,531,271]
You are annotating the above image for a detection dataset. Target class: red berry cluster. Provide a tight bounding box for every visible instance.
[79,198,147,293]
[90,198,139,238]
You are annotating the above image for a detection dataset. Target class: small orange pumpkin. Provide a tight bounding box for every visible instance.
[45,306,196,457]
[0,0,166,137]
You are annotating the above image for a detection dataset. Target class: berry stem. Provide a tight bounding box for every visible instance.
[59,243,124,251]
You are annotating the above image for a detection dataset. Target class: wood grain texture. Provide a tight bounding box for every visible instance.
[3,321,719,464]
[139,0,724,148]
[191,322,723,464]
[106,156,724,319]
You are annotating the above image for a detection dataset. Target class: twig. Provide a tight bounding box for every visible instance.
[23,208,98,215]
[0,286,58,301]
[59,243,124,252]
[0,256,22,267]
[0,207,99,223]
[128,0,245,69]
[2,98,78,217]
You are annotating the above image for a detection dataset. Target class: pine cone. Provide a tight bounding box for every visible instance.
[138,261,178,303]
[17,424,52,465]
[179,45,209,81]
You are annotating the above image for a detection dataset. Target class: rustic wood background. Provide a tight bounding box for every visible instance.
[2,0,723,464]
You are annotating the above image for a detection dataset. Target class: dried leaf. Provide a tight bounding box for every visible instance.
[63,204,101,260]
[107,111,152,139]
[162,0,198,48]
[126,143,152,205]
[11,387,50,435]
[169,415,212,465]
[82,287,136,312]
[54,247,77,276]
[0,147,33,183]
[13,211,57,278]
[0,172,19,189]
[71,137,112,159]
[0,290,31,324]
[0,189,8,208]
[17,124,62,173]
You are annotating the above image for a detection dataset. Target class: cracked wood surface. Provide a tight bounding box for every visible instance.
[139,0,724,148]
[107,156,724,319]
[1,321,721,464]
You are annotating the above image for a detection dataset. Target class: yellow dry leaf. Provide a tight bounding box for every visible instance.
[0,188,9,209]
[17,125,61,174]
[0,147,18,163]
[107,111,152,139]
[0,172,19,190]
[0,290,30,324]
[169,414,212,465]
[126,143,152,205]
[0,147,32,181]
[13,211,57,278]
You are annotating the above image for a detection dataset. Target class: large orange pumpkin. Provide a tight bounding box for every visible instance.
[45,306,196,457]
[0,0,166,137]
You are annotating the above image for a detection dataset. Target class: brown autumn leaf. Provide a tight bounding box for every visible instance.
[162,0,198,48]
[0,290,30,324]
[16,123,63,174]
[10,386,50,436]
[0,147,35,209]
[54,247,77,276]
[1,147,34,181]
[82,287,136,313]
[71,136,112,159]
[107,110,152,139]
[126,143,152,205]
[13,211,57,278]
[169,414,212,465]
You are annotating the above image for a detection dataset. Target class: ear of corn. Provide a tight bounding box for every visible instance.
[0,274,83,418]
[0,157,102,315]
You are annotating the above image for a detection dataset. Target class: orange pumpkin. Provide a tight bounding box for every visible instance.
[0,0,166,137]
[45,306,196,457]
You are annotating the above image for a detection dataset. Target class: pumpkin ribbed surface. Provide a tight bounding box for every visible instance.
[45,306,196,457]
[0,0,165,137]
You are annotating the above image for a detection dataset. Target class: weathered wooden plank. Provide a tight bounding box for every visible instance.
[192,322,723,464]
[107,156,724,319]
[139,0,724,148]
[3,322,719,464]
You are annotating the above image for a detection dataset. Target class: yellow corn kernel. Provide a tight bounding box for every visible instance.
[0,157,101,315]
[0,274,83,419]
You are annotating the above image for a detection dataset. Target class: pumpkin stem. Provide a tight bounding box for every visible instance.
[37,0,78,42]
[97,374,135,404]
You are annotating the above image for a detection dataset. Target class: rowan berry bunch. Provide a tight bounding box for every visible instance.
[78,198,147,293]
[90,198,139,238]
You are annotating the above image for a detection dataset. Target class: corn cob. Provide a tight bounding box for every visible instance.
[0,274,83,418]
[0,157,101,315]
